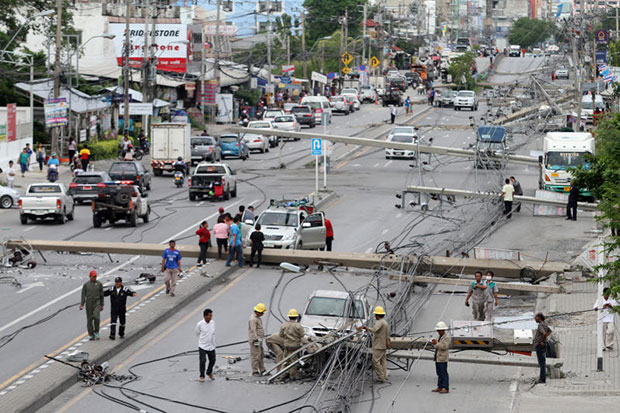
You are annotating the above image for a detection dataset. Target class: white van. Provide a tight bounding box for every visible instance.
[581,94,605,123]
[300,96,332,125]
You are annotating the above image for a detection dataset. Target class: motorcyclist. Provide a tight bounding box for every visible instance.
[47,152,60,181]
[138,131,149,152]
[123,144,135,161]
[173,156,187,175]
[120,135,132,157]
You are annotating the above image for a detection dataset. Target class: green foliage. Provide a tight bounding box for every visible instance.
[509,18,556,49]
[89,138,122,161]
[234,88,261,106]
[448,52,476,89]
[303,0,365,44]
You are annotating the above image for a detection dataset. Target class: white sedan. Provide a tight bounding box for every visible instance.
[343,93,361,111]
[247,120,278,148]
[272,115,301,139]
[385,133,417,159]
[242,133,270,153]
[0,186,20,208]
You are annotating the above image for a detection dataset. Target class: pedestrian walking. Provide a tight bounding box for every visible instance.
[500,178,515,218]
[195,308,216,381]
[25,143,33,170]
[484,271,499,321]
[534,313,552,383]
[18,148,29,177]
[79,145,91,171]
[465,271,487,321]
[68,138,77,162]
[36,144,46,171]
[428,88,435,106]
[195,221,211,267]
[79,270,104,340]
[249,223,265,267]
[279,309,305,380]
[566,182,579,221]
[104,277,137,340]
[213,216,229,259]
[249,302,267,376]
[510,176,523,212]
[404,96,411,115]
[358,306,390,383]
[594,288,617,351]
[161,240,182,297]
[390,104,397,124]
[324,217,334,251]
[6,160,15,188]
[431,321,450,394]
[225,215,244,268]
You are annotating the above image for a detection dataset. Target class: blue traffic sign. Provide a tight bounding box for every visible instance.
[280,76,291,83]
[311,138,322,156]
[327,72,335,80]
[359,64,366,71]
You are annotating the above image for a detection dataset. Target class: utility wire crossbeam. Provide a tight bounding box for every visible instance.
[229,127,541,166]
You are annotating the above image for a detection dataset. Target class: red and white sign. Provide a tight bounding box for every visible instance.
[282,65,295,75]
[7,103,16,142]
[109,23,190,73]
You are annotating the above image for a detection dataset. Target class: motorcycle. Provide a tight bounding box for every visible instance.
[174,171,185,188]
[117,147,144,161]
[47,164,58,182]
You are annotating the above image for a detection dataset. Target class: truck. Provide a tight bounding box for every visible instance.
[495,37,509,52]
[19,183,75,225]
[475,126,508,169]
[150,123,191,176]
[509,45,521,57]
[92,184,150,228]
[539,132,594,197]
[188,163,238,201]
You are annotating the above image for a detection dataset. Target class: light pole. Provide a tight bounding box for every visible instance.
[306,36,332,74]
[3,9,54,50]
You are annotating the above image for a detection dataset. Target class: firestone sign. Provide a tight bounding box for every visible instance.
[109,23,191,73]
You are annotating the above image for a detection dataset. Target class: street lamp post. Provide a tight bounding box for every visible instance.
[3,10,54,51]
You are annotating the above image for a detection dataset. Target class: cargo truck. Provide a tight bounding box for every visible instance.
[150,123,191,176]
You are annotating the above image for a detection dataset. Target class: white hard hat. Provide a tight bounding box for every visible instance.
[435,321,448,331]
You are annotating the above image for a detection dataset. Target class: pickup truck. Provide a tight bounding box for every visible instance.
[19,183,75,225]
[92,184,150,228]
[188,163,237,201]
[302,290,370,337]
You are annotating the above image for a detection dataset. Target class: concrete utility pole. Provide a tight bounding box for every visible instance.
[344,8,348,55]
[301,11,307,79]
[123,0,131,135]
[213,0,222,124]
[362,2,367,64]
[571,27,581,132]
[596,237,604,371]
[266,0,273,104]
[142,0,150,105]
[51,0,63,154]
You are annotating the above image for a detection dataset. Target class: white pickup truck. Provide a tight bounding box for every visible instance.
[19,183,75,225]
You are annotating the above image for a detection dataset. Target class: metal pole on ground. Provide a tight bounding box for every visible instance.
[596,237,604,371]
[315,155,319,198]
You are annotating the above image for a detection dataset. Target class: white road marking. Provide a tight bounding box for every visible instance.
[198,202,204,206]
[352,163,361,167]
[384,160,393,168]
[0,198,245,334]
[374,163,380,168]
[104,227,112,231]
[365,247,373,253]
[396,213,402,218]
[22,226,35,233]
[16,282,45,294]
[508,368,521,411]
[381,229,389,235]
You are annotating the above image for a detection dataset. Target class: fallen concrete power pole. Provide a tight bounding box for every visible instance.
[492,95,573,125]
[404,185,598,211]
[388,274,563,294]
[6,240,568,278]
[229,127,540,166]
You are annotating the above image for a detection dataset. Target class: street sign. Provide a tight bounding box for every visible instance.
[342,66,351,75]
[595,30,609,44]
[327,72,335,79]
[280,76,291,83]
[370,56,380,68]
[341,51,353,65]
[311,138,322,156]
[359,64,366,71]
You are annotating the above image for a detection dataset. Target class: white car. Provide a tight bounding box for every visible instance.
[387,125,418,141]
[242,132,269,153]
[329,96,351,114]
[302,290,370,337]
[341,88,359,98]
[272,114,301,135]
[247,120,278,148]
[262,109,285,122]
[454,90,478,111]
[0,186,19,209]
[359,85,378,103]
[249,207,327,250]
[385,133,417,159]
[342,93,361,111]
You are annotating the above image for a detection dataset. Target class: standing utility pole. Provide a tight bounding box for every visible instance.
[213,0,222,124]
[362,2,367,64]
[123,0,131,135]
[301,11,307,79]
[344,8,348,55]
[142,0,151,104]
[266,0,273,104]
[51,0,63,154]
[571,25,581,132]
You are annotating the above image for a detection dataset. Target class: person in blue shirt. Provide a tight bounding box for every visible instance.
[47,153,60,167]
[161,240,182,297]
[225,215,244,268]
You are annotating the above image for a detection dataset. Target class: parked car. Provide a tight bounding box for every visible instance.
[92,183,149,228]
[0,186,20,209]
[250,205,326,250]
[359,85,378,103]
[247,120,279,147]
[190,136,221,165]
[555,67,569,79]
[188,163,237,201]
[385,133,417,159]
[454,90,478,111]
[330,96,351,115]
[68,171,112,204]
[19,183,75,225]
[290,105,316,128]
[342,93,361,111]
[302,290,370,337]
[437,90,457,107]
[219,134,249,159]
[108,161,152,192]
[272,114,301,135]
[262,109,285,122]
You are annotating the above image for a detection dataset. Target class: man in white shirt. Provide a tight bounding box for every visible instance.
[195,308,216,381]
[594,288,618,350]
[6,160,16,188]
[500,178,515,219]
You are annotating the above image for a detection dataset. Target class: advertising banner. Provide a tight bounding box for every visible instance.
[44,98,68,127]
[0,125,6,142]
[109,23,190,73]
[7,103,16,141]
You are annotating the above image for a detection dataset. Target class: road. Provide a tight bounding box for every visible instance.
[2,56,598,412]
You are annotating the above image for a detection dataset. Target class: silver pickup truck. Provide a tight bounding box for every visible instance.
[19,183,75,225]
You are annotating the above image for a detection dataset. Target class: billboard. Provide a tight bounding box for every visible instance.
[7,103,16,142]
[109,23,190,73]
[44,98,68,127]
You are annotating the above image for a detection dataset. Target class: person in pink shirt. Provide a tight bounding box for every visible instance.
[212,215,229,259]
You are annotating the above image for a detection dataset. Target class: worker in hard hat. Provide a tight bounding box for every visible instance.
[266,334,285,370]
[358,306,390,383]
[249,303,267,376]
[79,270,104,341]
[431,321,450,394]
[279,309,306,380]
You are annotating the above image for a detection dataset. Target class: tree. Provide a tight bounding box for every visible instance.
[509,18,556,49]
[448,52,476,89]
[303,0,365,44]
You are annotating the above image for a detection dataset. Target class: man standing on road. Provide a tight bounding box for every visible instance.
[249,303,267,376]
[484,271,499,321]
[225,216,244,267]
[6,160,15,188]
[195,221,211,267]
[249,223,265,268]
[324,217,334,251]
[104,277,137,340]
[594,288,618,351]
[500,178,515,219]
[161,240,182,297]
[534,313,552,384]
[510,176,523,212]
[566,181,579,221]
[390,104,397,124]
[79,270,104,340]
[465,271,487,321]
[213,216,229,259]
[431,321,450,394]
[279,309,305,380]
[195,308,216,382]
[358,306,390,383]
[404,96,411,115]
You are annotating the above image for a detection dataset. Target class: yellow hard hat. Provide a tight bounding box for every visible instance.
[288,308,299,318]
[254,303,267,313]
[374,306,386,315]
